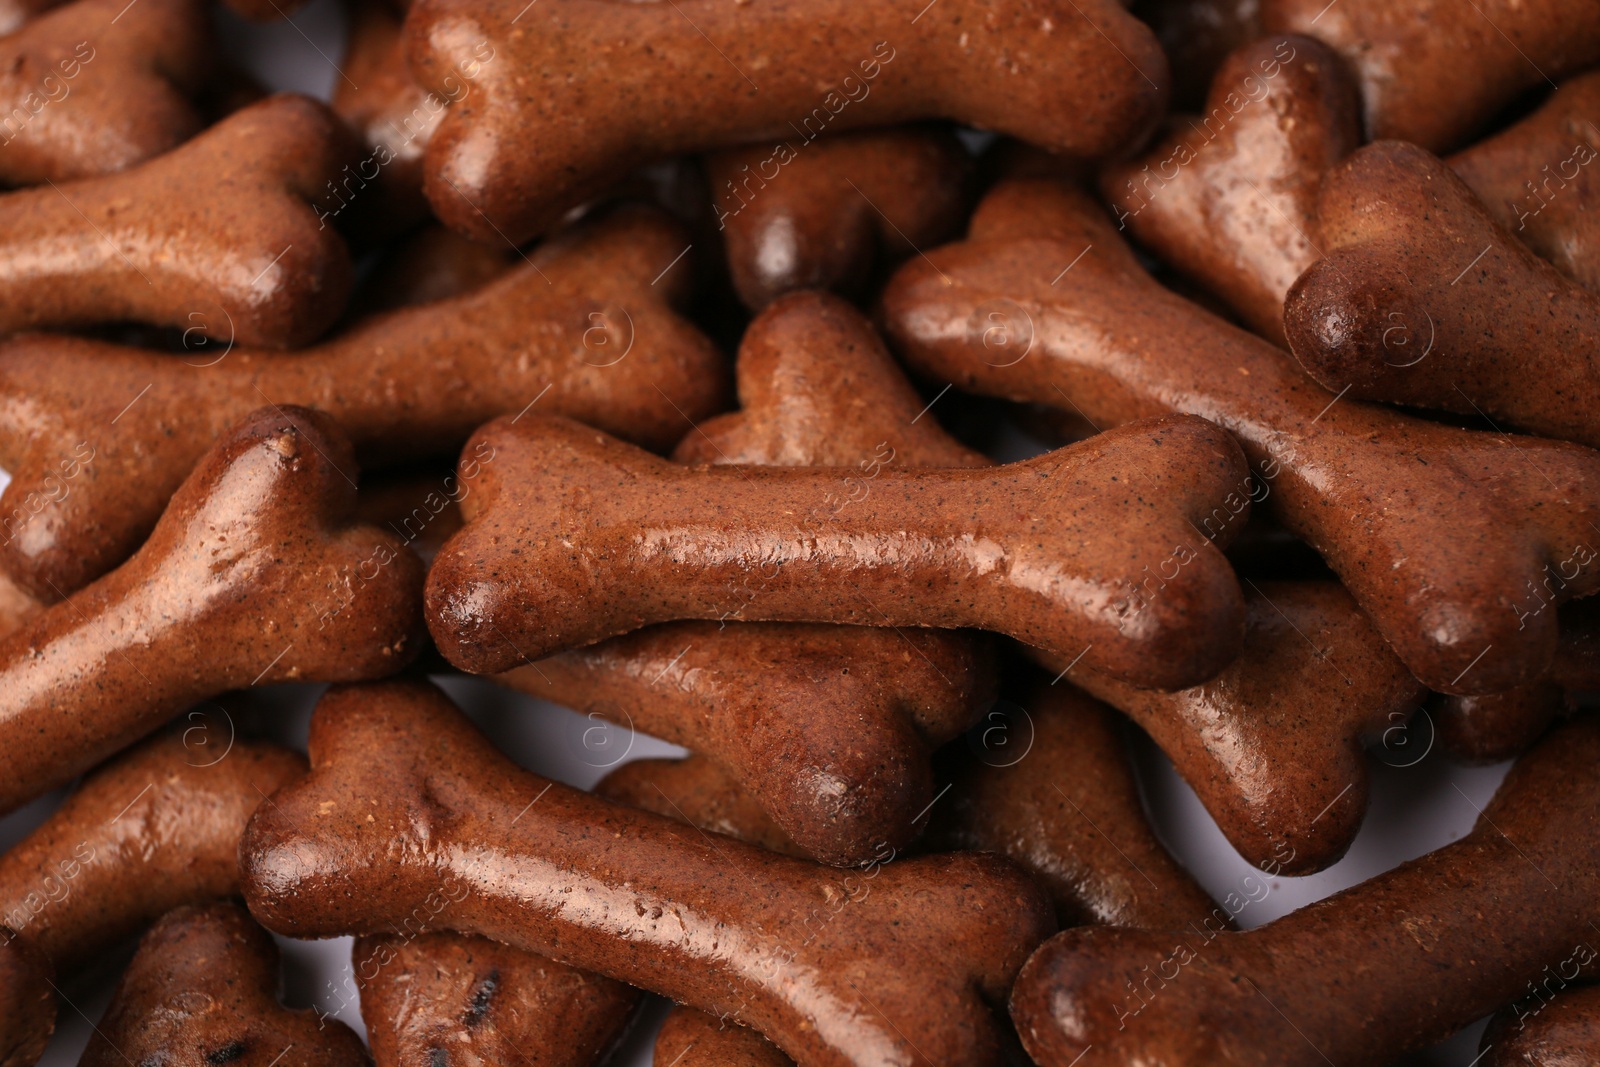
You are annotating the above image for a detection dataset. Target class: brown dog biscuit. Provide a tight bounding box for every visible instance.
[1450,70,1600,294]
[597,755,804,858]
[707,126,972,311]
[407,0,1167,243]
[496,291,993,865]
[1481,982,1600,1066]
[0,0,211,186]
[506,622,992,865]
[241,678,1056,1067]
[930,681,1224,929]
[1041,581,1425,873]
[1261,0,1600,151]
[1285,141,1600,448]
[0,934,51,1067]
[1009,712,1600,1066]
[427,409,1251,690]
[0,406,421,816]
[0,730,304,971]
[0,203,728,598]
[655,1006,793,1067]
[1435,597,1600,762]
[1101,35,1360,343]
[353,931,640,1067]
[80,902,370,1067]
[0,93,353,347]
[880,177,1600,695]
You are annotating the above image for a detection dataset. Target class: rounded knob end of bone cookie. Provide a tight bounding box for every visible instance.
[423,566,524,675]
[1412,595,1557,696]
[1283,258,1425,396]
[1097,576,1247,691]
[1010,927,1160,1066]
[1011,926,1251,1066]
[784,755,933,867]
[1432,683,1565,764]
[237,821,348,939]
[422,119,554,247]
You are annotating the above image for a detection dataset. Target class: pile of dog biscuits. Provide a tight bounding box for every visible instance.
[0,0,1598,1064]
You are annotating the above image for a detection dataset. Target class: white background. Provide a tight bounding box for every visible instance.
[1,5,1514,1063]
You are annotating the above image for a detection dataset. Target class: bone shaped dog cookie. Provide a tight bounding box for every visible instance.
[1450,69,1600,295]
[354,931,640,1067]
[505,622,992,865]
[0,731,305,1060]
[880,177,1600,694]
[406,0,1167,243]
[433,289,1242,693]
[80,903,370,1067]
[241,679,1056,1067]
[1480,982,1600,1066]
[929,680,1226,927]
[1101,35,1360,343]
[707,126,972,311]
[1262,0,1600,151]
[0,93,354,347]
[0,203,727,598]
[0,406,421,816]
[428,409,1251,690]
[0,0,211,186]
[1008,712,1600,1066]
[1285,141,1600,449]
[1040,581,1426,873]
[499,292,994,864]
